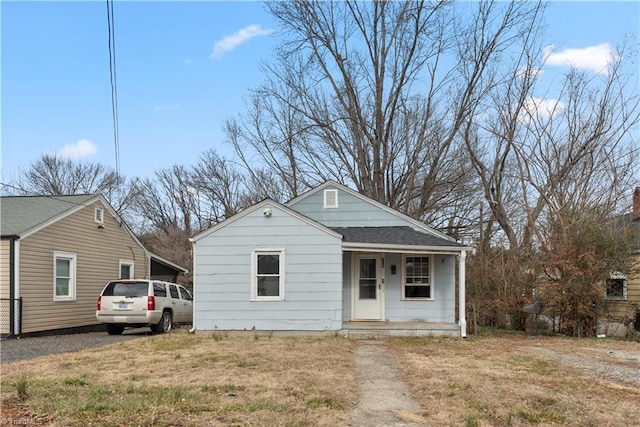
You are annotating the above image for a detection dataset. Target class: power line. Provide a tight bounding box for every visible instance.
[106,0,120,175]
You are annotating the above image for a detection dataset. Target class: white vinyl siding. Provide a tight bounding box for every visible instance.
[54,251,76,301]
[193,203,343,331]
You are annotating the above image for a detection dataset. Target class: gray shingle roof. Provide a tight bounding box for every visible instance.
[330,226,465,248]
[1,194,98,237]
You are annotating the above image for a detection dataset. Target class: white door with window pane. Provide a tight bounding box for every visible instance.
[353,255,383,320]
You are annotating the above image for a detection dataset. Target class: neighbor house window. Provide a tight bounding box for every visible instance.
[54,252,76,301]
[94,206,104,225]
[403,255,432,299]
[251,249,285,300]
[605,272,627,300]
[119,260,134,279]
[324,189,338,208]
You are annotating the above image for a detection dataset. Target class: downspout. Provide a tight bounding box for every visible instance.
[458,250,467,338]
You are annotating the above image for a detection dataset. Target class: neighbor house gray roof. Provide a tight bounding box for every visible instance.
[331,226,466,248]
[1,194,99,237]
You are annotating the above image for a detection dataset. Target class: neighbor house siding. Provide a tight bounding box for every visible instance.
[607,255,640,321]
[290,185,420,228]
[18,202,147,333]
[0,239,10,300]
[194,203,343,331]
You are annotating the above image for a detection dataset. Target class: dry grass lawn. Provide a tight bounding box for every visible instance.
[0,332,357,426]
[388,332,640,426]
[1,330,639,426]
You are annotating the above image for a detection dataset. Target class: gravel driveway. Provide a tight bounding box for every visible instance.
[524,346,640,388]
[0,329,149,364]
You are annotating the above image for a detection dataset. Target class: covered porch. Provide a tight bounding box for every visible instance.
[334,226,469,338]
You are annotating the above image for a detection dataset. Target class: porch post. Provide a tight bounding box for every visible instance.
[458,250,467,338]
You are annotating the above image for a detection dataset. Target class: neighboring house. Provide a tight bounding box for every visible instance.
[603,187,640,335]
[0,194,187,336]
[191,181,470,337]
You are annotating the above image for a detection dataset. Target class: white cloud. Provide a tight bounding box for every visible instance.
[543,43,616,75]
[520,96,565,124]
[211,24,272,59]
[58,139,98,159]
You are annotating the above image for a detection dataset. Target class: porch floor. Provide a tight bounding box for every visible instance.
[341,321,461,338]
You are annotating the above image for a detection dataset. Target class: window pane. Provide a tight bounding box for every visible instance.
[56,278,69,296]
[120,265,131,279]
[258,254,279,275]
[169,285,180,298]
[107,282,148,297]
[179,287,192,300]
[258,277,280,297]
[359,259,376,279]
[56,259,70,277]
[606,279,625,299]
[359,279,376,299]
[405,285,430,298]
[153,283,167,297]
[405,256,431,298]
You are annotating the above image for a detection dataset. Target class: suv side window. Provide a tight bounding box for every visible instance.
[169,284,179,299]
[179,286,192,301]
[153,282,167,297]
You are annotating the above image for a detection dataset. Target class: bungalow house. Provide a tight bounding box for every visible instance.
[0,194,188,337]
[191,181,470,337]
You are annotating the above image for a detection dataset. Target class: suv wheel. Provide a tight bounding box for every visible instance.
[105,324,124,335]
[152,311,173,334]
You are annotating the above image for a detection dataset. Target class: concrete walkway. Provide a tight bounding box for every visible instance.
[351,340,425,426]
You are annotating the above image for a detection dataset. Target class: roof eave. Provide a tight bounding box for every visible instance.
[342,242,471,254]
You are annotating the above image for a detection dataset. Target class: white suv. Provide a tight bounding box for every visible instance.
[96,279,193,335]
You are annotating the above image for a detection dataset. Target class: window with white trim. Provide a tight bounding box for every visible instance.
[94,206,104,224]
[119,259,134,279]
[403,255,433,299]
[251,249,285,300]
[605,272,627,300]
[54,252,76,301]
[324,189,338,208]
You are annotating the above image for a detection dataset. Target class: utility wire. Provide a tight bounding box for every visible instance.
[106,0,121,175]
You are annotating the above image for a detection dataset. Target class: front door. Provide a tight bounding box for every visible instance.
[353,255,383,320]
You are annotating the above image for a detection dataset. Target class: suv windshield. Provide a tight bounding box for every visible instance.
[102,281,148,297]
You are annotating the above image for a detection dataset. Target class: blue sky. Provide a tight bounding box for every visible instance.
[2,1,639,184]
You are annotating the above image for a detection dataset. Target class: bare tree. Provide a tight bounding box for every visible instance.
[226,0,544,231]
[7,154,141,221]
[190,149,254,224]
[463,36,640,332]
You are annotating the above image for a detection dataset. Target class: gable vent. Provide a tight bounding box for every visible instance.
[324,189,338,208]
